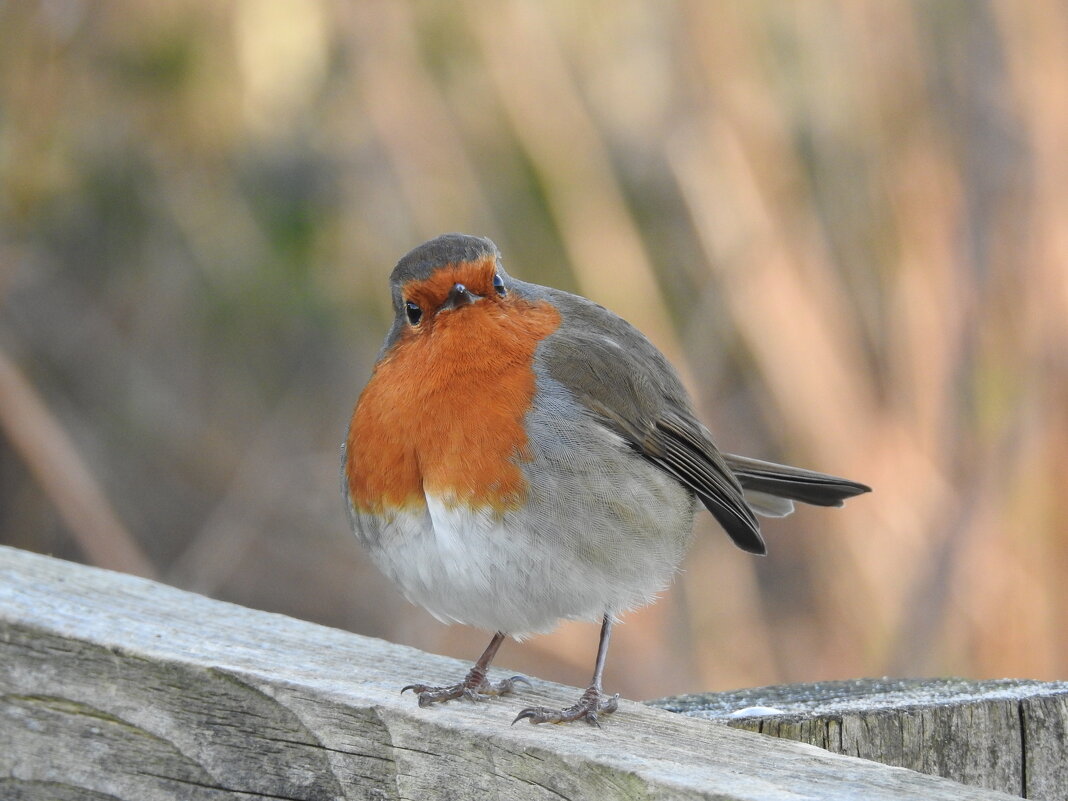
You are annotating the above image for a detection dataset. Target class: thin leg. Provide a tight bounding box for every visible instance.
[589,612,613,693]
[402,631,530,707]
[513,614,621,726]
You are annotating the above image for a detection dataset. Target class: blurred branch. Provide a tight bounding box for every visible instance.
[341,1,496,238]
[165,379,317,594]
[0,344,155,578]
[465,0,688,370]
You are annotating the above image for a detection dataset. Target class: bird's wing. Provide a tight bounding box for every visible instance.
[535,288,766,554]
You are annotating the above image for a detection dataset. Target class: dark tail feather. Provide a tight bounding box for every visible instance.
[724,454,871,508]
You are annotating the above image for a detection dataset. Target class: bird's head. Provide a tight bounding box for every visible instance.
[388,233,513,339]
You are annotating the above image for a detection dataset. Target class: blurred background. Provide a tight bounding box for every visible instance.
[1,0,1066,700]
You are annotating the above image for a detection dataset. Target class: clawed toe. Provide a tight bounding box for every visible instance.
[401,682,464,707]
[497,674,533,693]
[512,686,619,726]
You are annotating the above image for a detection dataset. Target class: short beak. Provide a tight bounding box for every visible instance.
[441,282,483,311]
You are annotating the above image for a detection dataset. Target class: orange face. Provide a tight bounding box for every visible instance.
[345,258,561,516]
[400,256,499,325]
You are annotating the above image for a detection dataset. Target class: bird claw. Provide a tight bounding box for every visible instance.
[504,674,533,690]
[512,687,619,726]
[401,673,530,707]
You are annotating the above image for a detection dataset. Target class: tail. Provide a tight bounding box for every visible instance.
[724,453,871,518]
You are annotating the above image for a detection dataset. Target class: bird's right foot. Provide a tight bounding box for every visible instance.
[402,671,530,707]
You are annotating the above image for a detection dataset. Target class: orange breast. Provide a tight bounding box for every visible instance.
[345,295,561,515]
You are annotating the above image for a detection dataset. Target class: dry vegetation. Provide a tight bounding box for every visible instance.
[1,1,1065,699]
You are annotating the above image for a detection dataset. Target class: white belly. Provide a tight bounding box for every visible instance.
[363,473,693,638]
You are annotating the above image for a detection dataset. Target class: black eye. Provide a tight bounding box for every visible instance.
[405,301,422,326]
[493,272,507,296]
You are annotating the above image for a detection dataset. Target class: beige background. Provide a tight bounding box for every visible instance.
[1,1,1065,699]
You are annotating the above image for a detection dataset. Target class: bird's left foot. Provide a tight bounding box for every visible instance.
[512,685,620,726]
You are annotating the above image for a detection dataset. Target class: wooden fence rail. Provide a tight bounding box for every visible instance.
[653,677,1068,800]
[0,545,1053,800]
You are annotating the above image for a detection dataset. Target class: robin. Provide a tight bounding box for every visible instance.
[343,233,870,725]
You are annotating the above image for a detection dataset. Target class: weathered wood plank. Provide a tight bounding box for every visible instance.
[651,678,1068,800]
[0,545,1020,801]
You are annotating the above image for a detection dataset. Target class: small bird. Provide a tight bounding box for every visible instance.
[343,233,870,725]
